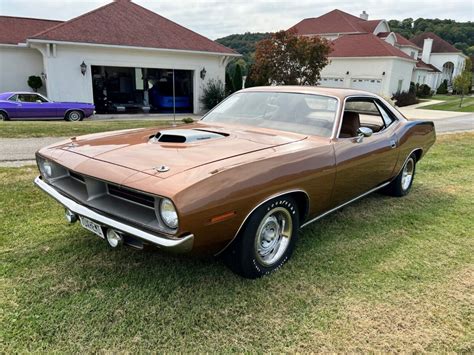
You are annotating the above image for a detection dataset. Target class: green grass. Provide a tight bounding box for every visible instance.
[0,120,178,138]
[421,95,474,112]
[1,133,473,352]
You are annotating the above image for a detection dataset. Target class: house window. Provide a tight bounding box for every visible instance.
[411,51,416,59]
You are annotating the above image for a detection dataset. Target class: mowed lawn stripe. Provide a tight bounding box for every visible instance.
[1,133,473,352]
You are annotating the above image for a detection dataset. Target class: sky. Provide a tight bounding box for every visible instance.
[0,0,473,39]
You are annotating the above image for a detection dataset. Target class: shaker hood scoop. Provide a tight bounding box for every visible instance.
[57,124,307,178]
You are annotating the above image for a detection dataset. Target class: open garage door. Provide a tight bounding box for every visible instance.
[350,78,382,94]
[320,77,345,88]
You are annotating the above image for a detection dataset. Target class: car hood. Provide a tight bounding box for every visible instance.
[53,123,307,178]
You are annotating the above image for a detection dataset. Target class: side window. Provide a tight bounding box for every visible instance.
[34,94,47,103]
[17,94,37,102]
[339,99,386,138]
[8,95,18,102]
[375,101,395,127]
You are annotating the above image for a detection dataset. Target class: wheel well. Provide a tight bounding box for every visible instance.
[413,148,423,162]
[0,110,9,118]
[285,191,310,225]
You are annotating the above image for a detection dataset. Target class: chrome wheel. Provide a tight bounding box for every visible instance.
[68,111,82,121]
[401,157,415,191]
[254,207,293,266]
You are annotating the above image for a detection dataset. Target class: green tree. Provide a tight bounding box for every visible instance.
[233,64,243,91]
[225,71,234,95]
[452,58,472,107]
[27,75,43,92]
[250,29,331,86]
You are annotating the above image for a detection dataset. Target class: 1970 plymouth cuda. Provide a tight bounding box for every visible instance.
[35,86,436,278]
[0,92,95,121]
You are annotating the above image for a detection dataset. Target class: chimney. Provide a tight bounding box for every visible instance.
[360,11,369,20]
[421,38,433,64]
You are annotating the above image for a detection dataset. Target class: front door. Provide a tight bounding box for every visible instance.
[17,93,57,118]
[330,97,399,207]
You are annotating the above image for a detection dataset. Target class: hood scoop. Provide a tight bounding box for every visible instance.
[149,129,226,144]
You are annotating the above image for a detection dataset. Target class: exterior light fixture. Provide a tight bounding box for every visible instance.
[382,71,386,76]
[80,61,87,76]
[200,67,207,80]
[41,72,47,80]
[346,71,350,75]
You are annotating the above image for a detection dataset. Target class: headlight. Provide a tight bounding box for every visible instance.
[37,156,53,180]
[159,198,179,229]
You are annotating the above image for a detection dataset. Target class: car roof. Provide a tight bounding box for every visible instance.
[240,86,380,100]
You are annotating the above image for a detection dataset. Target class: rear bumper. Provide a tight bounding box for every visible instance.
[34,176,194,253]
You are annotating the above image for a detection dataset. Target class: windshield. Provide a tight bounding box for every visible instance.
[202,92,338,137]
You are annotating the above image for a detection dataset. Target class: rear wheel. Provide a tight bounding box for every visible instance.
[383,153,417,197]
[223,196,299,278]
[65,110,83,122]
[0,111,9,121]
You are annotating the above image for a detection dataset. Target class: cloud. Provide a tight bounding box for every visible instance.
[1,0,472,39]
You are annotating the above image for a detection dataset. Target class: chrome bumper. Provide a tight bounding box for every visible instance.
[34,176,194,253]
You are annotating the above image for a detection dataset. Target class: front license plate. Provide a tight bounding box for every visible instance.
[80,216,105,239]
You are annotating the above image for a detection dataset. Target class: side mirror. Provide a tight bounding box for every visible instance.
[356,127,373,143]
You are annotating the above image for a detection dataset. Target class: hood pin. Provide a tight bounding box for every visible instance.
[155,165,170,173]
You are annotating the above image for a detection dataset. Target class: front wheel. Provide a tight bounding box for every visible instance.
[65,110,84,122]
[383,153,417,197]
[223,196,299,278]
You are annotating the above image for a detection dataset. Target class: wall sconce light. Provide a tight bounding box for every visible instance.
[200,67,207,80]
[346,71,350,75]
[41,72,47,80]
[382,71,386,76]
[80,61,87,76]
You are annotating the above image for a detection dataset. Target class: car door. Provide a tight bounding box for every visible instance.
[330,97,399,207]
[17,94,57,118]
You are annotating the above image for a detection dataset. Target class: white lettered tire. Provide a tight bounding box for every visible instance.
[66,110,84,122]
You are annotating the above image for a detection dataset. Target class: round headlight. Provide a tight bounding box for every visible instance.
[159,198,179,229]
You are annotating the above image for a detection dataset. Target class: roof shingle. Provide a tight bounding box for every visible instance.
[0,16,63,45]
[410,32,460,54]
[330,33,415,60]
[29,0,236,54]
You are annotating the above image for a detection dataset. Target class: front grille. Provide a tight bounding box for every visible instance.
[107,184,155,208]
[69,170,85,182]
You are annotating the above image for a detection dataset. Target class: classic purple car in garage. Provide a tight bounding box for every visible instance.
[0,92,95,121]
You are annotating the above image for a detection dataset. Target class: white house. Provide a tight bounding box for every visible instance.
[290,9,467,96]
[0,0,239,114]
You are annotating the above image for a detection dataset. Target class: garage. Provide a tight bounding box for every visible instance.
[350,78,383,93]
[320,77,345,88]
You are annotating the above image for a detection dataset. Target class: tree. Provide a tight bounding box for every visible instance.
[249,29,331,86]
[452,58,472,107]
[225,71,234,95]
[233,64,243,91]
[27,75,43,92]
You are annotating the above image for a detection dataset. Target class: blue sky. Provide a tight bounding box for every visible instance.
[0,0,472,39]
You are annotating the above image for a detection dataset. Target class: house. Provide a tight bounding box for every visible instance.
[290,9,467,96]
[0,0,238,114]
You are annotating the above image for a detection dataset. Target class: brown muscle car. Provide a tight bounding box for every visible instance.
[35,86,436,278]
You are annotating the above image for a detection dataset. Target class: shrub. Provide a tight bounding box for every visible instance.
[416,83,433,98]
[225,71,234,95]
[392,91,418,107]
[27,75,43,92]
[199,79,226,111]
[437,79,448,94]
[182,117,194,124]
[233,64,243,91]
[409,81,416,94]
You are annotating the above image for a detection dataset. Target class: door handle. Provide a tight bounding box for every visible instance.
[390,140,397,149]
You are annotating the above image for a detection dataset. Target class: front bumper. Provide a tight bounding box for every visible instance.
[34,176,194,253]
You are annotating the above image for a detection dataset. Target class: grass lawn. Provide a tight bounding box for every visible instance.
[421,95,474,112]
[1,133,473,352]
[0,119,180,138]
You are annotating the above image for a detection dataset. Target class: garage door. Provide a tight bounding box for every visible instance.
[350,78,382,93]
[320,77,345,88]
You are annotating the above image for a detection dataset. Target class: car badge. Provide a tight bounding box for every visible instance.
[155,165,170,173]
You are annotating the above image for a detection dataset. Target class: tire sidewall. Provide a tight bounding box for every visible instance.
[398,154,417,196]
[0,111,8,121]
[237,196,299,278]
[67,110,83,122]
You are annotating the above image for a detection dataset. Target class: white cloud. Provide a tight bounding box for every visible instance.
[0,0,472,39]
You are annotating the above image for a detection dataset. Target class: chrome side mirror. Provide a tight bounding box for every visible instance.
[356,127,373,143]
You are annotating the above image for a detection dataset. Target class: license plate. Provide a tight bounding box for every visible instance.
[80,216,105,239]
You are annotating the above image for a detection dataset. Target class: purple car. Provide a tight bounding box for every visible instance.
[0,92,95,121]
